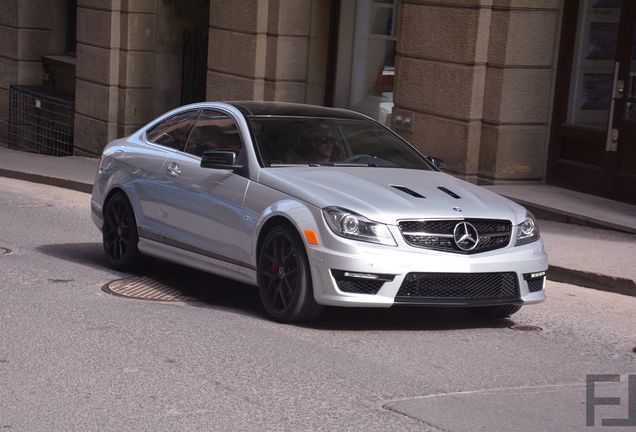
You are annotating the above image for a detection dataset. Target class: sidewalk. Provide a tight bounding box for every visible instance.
[486,184,636,234]
[0,145,98,193]
[1,145,635,297]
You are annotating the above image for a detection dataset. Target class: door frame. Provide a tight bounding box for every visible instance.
[548,0,636,203]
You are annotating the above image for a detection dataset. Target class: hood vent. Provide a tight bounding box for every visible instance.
[437,186,461,199]
[391,185,425,198]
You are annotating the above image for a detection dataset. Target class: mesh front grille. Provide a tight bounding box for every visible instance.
[336,279,385,295]
[399,219,512,254]
[400,220,456,234]
[527,277,544,293]
[396,272,519,301]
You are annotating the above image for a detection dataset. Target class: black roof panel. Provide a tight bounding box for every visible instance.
[226,101,369,120]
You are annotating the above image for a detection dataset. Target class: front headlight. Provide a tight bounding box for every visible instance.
[322,207,397,246]
[515,211,540,246]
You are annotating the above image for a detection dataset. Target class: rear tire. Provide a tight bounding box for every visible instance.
[257,224,322,323]
[102,192,143,271]
[470,304,521,319]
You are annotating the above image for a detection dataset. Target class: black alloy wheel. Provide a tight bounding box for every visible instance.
[257,225,322,323]
[102,192,142,271]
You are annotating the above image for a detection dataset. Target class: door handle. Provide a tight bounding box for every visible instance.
[608,128,619,152]
[606,62,620,152]
[167,162,182,176]
[616,80,625,98]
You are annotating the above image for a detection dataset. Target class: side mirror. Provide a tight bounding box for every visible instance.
[200,150,243,170]
[425,155,444,170]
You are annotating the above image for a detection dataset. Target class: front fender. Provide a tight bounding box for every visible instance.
[252,198,321,256]
[92,155,144,231]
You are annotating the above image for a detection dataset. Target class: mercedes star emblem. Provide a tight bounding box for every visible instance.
[453,221,479,251]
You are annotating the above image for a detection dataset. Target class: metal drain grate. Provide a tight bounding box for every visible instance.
[102,276,194,302]
[0,248,11,256]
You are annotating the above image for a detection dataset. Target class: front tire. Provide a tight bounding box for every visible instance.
[257,225,322,323]
[470,304,522,319]
[102,192,143,271]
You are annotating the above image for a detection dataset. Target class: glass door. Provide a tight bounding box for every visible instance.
[333,0,399,124]
[611,9,636,202]
[549,0,636,203]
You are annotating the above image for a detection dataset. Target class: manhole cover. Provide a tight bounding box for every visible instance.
[509,324,543,332]
[0,247,11,256]
[102,276,194,302]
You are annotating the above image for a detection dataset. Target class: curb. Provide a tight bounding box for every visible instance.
[548,265,636,298]
[0,168,93,194]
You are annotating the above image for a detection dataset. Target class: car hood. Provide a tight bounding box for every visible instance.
[258,167,527,225]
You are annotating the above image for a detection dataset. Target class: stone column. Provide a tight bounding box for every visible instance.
[394,0,560,183]
[394,0,492,178]
[206,0,268,100]
[74,0,156,155]
[207,0,330,103]
[479,0,560,183]
[74,0,123,154]
[264,0,312,102]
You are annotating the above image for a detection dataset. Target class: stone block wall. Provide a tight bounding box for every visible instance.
[2,0,562,171]
[0,0,68,143]
[393,0,562,184]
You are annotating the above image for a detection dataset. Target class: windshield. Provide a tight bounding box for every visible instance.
[248,116,433,170]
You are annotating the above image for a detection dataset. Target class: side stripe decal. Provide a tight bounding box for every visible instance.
[138,227,257,271]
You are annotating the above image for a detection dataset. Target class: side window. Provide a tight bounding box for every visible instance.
[184,110,243,157]
[146,111,198,151]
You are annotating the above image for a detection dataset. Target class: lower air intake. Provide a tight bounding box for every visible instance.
[336,279,385,295]
[396,272,520,303]
[527,277,545,293]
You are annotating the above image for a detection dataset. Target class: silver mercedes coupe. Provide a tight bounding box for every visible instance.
[91,102,548,322]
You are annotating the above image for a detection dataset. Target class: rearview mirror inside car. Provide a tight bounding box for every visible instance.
[425,155,444,170]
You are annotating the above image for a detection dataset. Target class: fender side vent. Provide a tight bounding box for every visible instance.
[437,186,461,199]
[391,185,425,198]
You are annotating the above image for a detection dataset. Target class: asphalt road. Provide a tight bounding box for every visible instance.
[1,178,635,431]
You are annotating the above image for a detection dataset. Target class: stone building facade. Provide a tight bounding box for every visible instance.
[1,0,634,203]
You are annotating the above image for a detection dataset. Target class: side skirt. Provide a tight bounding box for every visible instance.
[137,237,257,286]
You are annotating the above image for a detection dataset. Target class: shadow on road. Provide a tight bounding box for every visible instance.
[145,259,265,318]
[307,307,514,332]
[36,242,517,331]
[36,242,110,271]
[139,260,516,332]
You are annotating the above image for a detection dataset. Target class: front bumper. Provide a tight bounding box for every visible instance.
[306,229,547,308]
